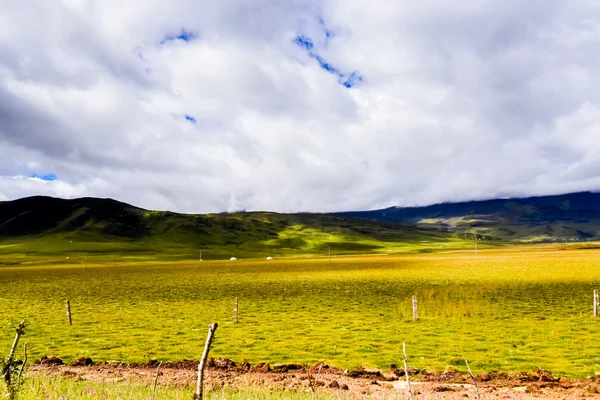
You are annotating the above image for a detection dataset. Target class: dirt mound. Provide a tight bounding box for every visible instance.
[34,356,64,366]
[128,359,196,369]
[253,362,271,373]
[347,367,396,381]
[129,358,240,371]
[347,368,381,379]
[533,367,559,383]
[104,361,124,367]
[162,360,197,370]
[477,372,492,382]
[71,357,94,367]
[129,360,165,368]
[309,362,343,375]
[145,359,161,368]
[207,357,236,370]
[238,359,252,372]
[390,364,419,378]
[271,363,304,373]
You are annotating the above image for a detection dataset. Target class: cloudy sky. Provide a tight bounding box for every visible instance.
[1,0,600,213]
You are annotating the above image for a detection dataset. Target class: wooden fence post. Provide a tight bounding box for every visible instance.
[402,342,413,400]
[2,319,26,390]
[594,290,598,318]
[464,357,481,400]
[152,361,162,399]
[194,323,218,400]
[412,295,418,321]
[234,297,238,323]
[66,300,72,325]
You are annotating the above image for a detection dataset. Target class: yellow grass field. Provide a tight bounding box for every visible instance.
[2,244,600,378]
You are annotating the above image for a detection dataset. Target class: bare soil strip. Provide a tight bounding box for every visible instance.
[29,357,600,399]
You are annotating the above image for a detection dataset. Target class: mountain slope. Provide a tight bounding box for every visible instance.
[0,196,145,237]
[3,191,599,263]
[338,191,600,241]
[0,196,458,260]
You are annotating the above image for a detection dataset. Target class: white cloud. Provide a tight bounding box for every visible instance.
[0,176,87,200]
[1,0,600,212]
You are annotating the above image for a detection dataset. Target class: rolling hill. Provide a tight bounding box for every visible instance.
[0,196,458,262]
[1,191,599,263]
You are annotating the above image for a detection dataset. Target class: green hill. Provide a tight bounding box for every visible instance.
[0,196,461,263]
[3,191,599,264]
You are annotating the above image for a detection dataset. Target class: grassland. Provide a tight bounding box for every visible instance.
[11,376,336,400]
[0,223,471,265]
[2,244,600,380]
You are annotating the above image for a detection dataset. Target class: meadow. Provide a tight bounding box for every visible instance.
[2,244,600,380]
[15,376,337,400]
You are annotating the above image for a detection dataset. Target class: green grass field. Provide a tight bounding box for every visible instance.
[2,245,600,379]
[10,376,337,400]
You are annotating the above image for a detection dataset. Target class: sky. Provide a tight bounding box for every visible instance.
[1,0,600,213]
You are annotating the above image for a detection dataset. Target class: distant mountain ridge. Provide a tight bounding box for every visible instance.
[337,191,600,241]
